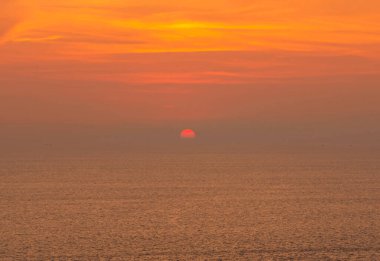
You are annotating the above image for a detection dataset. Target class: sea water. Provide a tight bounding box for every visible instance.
[0,153,379,260]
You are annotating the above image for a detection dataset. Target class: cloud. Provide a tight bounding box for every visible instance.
[2,0,379,57]
[0,2,18,39]
[0,0,31,44]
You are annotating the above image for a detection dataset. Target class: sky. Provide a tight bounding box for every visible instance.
[1,0,380,155]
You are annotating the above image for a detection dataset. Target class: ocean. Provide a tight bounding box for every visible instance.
[0,153,379,260]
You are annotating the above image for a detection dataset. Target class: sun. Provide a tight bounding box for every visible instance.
[180,129,196,139]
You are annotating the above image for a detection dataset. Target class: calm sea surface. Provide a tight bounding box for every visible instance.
[0,153,379,260]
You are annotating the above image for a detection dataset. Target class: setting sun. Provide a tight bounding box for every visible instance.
[180,129,196,139]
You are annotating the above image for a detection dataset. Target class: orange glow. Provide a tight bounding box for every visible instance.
[1,0,379,58]
[0,0,379,125]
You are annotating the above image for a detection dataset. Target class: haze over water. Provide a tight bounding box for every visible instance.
[1,153,379,260]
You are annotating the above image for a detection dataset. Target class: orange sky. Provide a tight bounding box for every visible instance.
[1,0,380,153]
[2,0,379,54]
